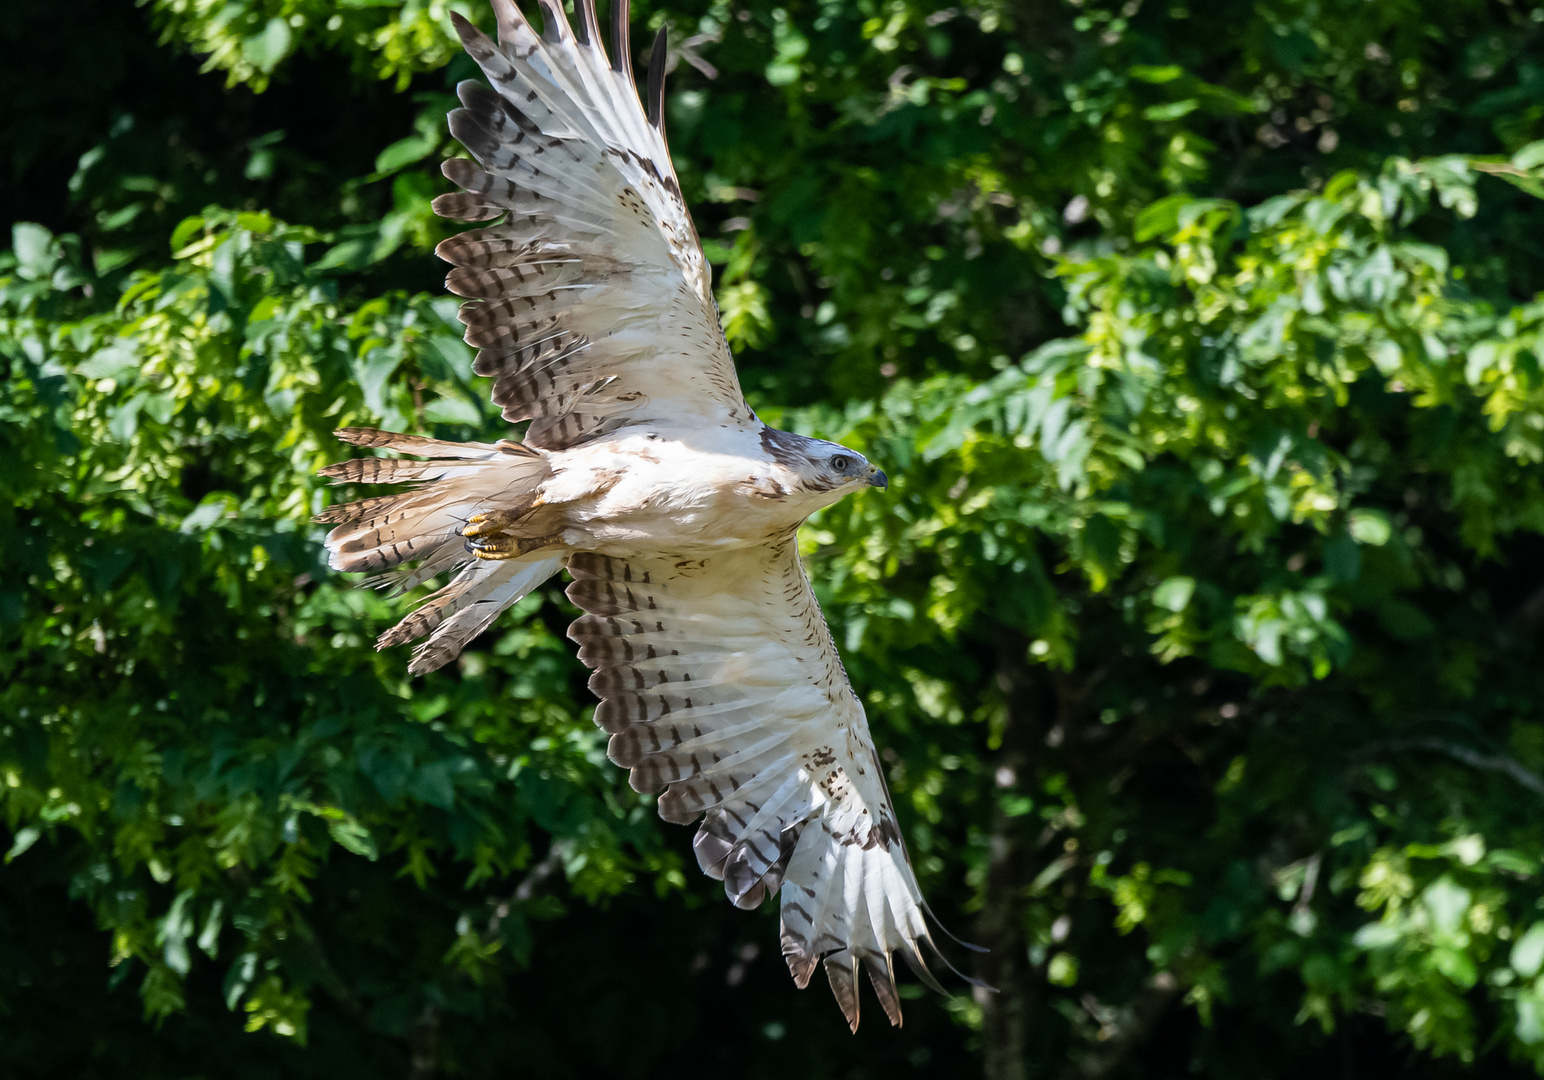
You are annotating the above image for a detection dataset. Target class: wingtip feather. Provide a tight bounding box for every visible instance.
[896,941,949,996]
[785,949,817,990]
[922,933,996,992]
[865,952,904,1028]
[448,10,484,50]
[488,0,525,46]
[923,899,991,953]
[646,26,667,129]
[610,0,633,79]
[576,0,600,47]
[534,0,570,43]
[824,952,861,1033]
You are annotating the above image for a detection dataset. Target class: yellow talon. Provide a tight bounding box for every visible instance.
[468,533,560,561]
[471,541,515,559]
[460,497,546,541]
[460,514,502,540]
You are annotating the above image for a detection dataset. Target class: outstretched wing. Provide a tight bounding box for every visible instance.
[566,540,948,1030]
[439,0,754,450]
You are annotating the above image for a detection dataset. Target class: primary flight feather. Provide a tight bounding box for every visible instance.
[319,0,965,1030]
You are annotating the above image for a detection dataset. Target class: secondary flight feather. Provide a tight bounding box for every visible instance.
[317,0,976,1030]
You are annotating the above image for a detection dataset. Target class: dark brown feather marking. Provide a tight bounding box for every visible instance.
[646,27,667,130]
[610,0,632,80]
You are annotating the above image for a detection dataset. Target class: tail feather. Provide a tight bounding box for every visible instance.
[320,458,494,485]
[313,490,425,526]
[362,543,469,597]
[333,427,511,457]
[398,553,565,675]
[318,428,549,576]
[321,487,449,543]
[330,531,458,576]
[316,428,562,673]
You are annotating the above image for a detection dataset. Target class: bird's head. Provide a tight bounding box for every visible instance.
[760,427,887,507]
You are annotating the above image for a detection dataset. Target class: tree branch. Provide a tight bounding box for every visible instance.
[486,844,565,939]
[978,631,1045,1080]
[1360,737,1544,799]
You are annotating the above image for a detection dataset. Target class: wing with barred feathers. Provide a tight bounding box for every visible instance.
[565,541,950,1031]
[437,0,754,450]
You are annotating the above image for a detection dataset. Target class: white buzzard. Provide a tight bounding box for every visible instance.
[317,0,973,1030]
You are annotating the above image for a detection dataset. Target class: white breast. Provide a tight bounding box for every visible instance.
[543,425,802,554]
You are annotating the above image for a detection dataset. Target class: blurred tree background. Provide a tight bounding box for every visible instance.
[6,0,1544,1076]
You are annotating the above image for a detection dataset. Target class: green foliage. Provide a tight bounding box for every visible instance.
[144,0,484,90]
[8,0,1544,1076]
[803,142,1544,1069]
[1,210,675,1043]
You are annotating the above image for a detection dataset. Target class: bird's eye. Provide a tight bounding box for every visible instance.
[830,455,851,472]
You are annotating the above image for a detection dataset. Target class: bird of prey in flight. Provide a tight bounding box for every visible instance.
[318,0,975,1030]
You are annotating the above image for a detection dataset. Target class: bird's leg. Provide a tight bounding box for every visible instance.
[466,532,564,561]
[459,494,544,540]
[459,495,560,560]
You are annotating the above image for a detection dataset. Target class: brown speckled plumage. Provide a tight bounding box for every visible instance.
[314,0,963,1032]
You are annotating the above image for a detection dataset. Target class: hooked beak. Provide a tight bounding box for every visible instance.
[867,468,888,491]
